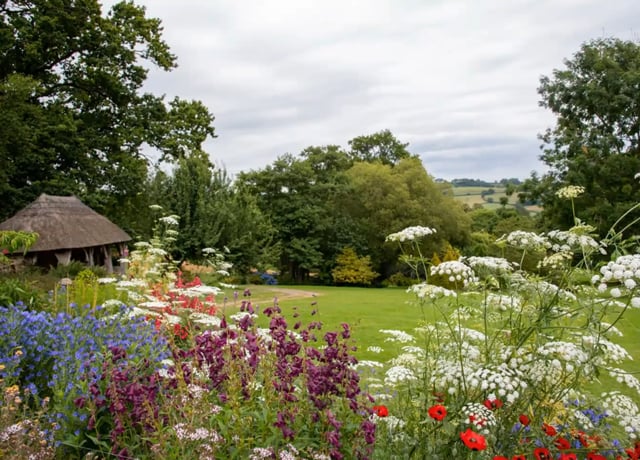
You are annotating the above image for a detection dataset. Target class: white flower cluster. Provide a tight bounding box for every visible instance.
[537,341,590,370]
[158,215,180,226]
[229,311,258,323]
[609,368,640,394]
[538,251,573,271]
[430,260,477,287]
[189,312,222,327]
[463,256,516,274]
[453,326,486,342]
[441,341,481,362]
[407,283,457,299]
[355,360,384,369]
[173,423,222,443]
[430,359,469,394]
[498,230,547,251]
[511,274,577,302]
[555,185,585,199]
[384,365,417,385]
[465,364,527,404]
[484,293,522,312]
[379,329,415,343]
[592,338,632,364]
[376,415,406,431]
[592,254,640,303]
[544,229,606,255]
[461,402,497,434]
[601,391,640,439]
[385,226,436,242]
[367,346,384,353]
[389,353,421,367]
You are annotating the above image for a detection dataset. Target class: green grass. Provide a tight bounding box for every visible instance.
[217,284,640,389]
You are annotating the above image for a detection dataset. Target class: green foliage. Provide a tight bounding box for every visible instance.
[384,272,419,287]
[0,231,38,264]
[0,0,215,225]
[331,247,378,286]
[48,261,88,279]
[347,129,414,165]
[521,38,640,238]
[344,158,471,277]
[0,277,46,308]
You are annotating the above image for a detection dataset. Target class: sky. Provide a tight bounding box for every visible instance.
[108,0,639,181]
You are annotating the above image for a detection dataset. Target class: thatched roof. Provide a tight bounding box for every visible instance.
[0,194,131,252]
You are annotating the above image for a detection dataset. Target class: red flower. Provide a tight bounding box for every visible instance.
[542,423,557,436]
[586,454,606,460]
[512,456,527,460]
[460,429,487,451]
[519,414,531,426]
[559,454,577,460]
[555,437,572,450]
[484,398,503,410]
[534,447,551,460]
[373,405,388,417]
[492,457,508,460]
[626,447,640,460]
[428,404,447,421]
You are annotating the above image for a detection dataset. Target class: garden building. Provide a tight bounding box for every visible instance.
[0,194,130,272]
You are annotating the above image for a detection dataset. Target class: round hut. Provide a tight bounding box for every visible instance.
[0,194,131,273]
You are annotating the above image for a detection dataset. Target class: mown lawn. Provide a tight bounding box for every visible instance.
[219,284,640,382]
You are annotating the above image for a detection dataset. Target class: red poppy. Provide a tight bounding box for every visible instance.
[555,437,572,450]
[534,447,551,460]
[428,404,447,421]
[512,456,526,460]
[373,405,388,417]
[542,423,557,436]
[559,454,577,460]
[586,454,606,460]
[492,457,508,460]
[573,430,589,447]
[519,414,531,426]
[625,447,640,460]
[460,429,487,451]
[483,398,503,410]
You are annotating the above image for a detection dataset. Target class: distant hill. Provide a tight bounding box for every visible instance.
[446,178,523,187]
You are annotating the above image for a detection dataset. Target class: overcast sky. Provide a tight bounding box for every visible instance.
[111,0,639,181]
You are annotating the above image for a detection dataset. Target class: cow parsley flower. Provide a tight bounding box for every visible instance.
[386,226,436,242]
[556,185,585,199]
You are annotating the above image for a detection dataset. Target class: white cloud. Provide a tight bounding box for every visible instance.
[106,0,640,180]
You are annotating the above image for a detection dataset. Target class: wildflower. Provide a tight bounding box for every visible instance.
[519,414,530,426]
[459,428,487,451]
[556,185,585,199]
[373,405,389,417]
[533,447,552,460]
[483,398,503,410]
[493,457,509,460]
[542,423,557,436]
[385,226,436,242]
[555,437,571,450]
[427,405,447,421]
[559,454,577,460]
[586,454,606,460]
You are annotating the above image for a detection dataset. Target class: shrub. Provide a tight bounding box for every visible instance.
[384,272,418,287]
[331,247,378,286]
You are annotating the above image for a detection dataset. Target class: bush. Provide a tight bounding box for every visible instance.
[383,272,418,287]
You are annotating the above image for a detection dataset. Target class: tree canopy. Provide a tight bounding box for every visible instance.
[521,38,640,238]
[0,0,216,222]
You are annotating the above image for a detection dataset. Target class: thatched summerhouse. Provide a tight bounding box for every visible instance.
[0,194,131,272]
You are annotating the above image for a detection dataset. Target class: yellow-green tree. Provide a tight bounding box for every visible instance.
[331,248,378,286]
